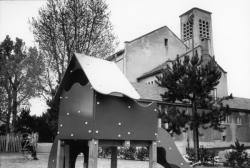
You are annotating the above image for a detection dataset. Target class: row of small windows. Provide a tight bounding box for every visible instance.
[183,21,193,40]
[199,19,210,39]
[222,115,242,125]
[146,80,157,85]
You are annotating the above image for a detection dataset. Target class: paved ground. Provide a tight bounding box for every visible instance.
[0,153,161,168]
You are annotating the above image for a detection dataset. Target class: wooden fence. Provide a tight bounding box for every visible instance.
[0,134,22,152]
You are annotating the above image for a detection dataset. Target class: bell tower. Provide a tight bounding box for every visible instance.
[180,8,214,56]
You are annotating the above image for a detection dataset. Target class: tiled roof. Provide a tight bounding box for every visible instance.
[132,83,250,112]
[137,46,201,81]
[105,49,125,61]
[132,83,166,101]
[137,61,169,81]
[137,47,226,81]
[223,97,250,111]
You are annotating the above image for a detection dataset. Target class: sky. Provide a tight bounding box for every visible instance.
[0,0,250,116]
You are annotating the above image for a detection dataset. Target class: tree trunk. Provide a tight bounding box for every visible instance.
[192,101,199,162]
[5,95,12,133]
[12,89,18,133]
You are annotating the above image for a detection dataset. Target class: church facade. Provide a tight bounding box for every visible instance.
[106,8,250,153]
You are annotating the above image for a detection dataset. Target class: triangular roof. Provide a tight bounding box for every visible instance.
[105,26,189,61]
[125,26,187,48]
[52,53,140,108]
[74,53,140,99]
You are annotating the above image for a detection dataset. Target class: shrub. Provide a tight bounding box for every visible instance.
[225,139,249,168]
[122,147,136,160]
[99,146,149,161]
[98,147,111,158]
[186,147,217,165]
[136,147,149,161]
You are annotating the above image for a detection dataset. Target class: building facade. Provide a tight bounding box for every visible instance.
[106,8,250,153]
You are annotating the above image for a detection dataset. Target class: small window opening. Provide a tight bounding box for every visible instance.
[164,39,168,47]
[236,117,242,125]
[222,115,230,124]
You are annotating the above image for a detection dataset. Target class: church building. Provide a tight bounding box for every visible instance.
[106,8,250,154]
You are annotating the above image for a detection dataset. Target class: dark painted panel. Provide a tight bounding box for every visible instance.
[58,83,94,139]
[94,94,157,140]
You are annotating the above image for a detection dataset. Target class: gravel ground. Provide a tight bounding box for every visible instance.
[0,153,48,168]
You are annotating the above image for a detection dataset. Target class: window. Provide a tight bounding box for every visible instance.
[183,22,193,41]
[199,19,210,39]
[222,115,230,124]
[164,38,168,47]
[236,116,242,125]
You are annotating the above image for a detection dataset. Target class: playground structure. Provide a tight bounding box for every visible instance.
[47,53,191,168]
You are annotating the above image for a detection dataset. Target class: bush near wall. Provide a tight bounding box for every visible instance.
[186,147,217,165]
[99,146,149,161]
[224,140,250,168]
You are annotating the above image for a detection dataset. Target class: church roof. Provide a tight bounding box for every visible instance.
[133,83,250,112]
[137,46,201,81]
[125,26,186,47]
[223,97,250,112]
[105,49,125,61]
[105,26,188,61]
[137,61,169,81]
[132,83,166,101]
[137,46,226,81]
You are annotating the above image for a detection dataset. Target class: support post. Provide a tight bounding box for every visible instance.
[149,141,157,168]
[56,139,64,168]
[83,153,88,168]
[88,139,98,168]
[111,146,118,168]
[64,144,70,168]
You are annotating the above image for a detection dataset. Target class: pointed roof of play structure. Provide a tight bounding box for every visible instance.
[74,53,140,99]
[53,53,140,106]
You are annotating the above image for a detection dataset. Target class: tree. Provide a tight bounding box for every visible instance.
[15,108,36,133]
[0,35,44,133]
[15,108,55,142]
[157,53,231,161]
[31,0,117,98]
[30,0,117,141]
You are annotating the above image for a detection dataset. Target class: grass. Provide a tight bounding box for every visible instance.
[0,153,228,168]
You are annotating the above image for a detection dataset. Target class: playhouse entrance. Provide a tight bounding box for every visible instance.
[63,140,154,168]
